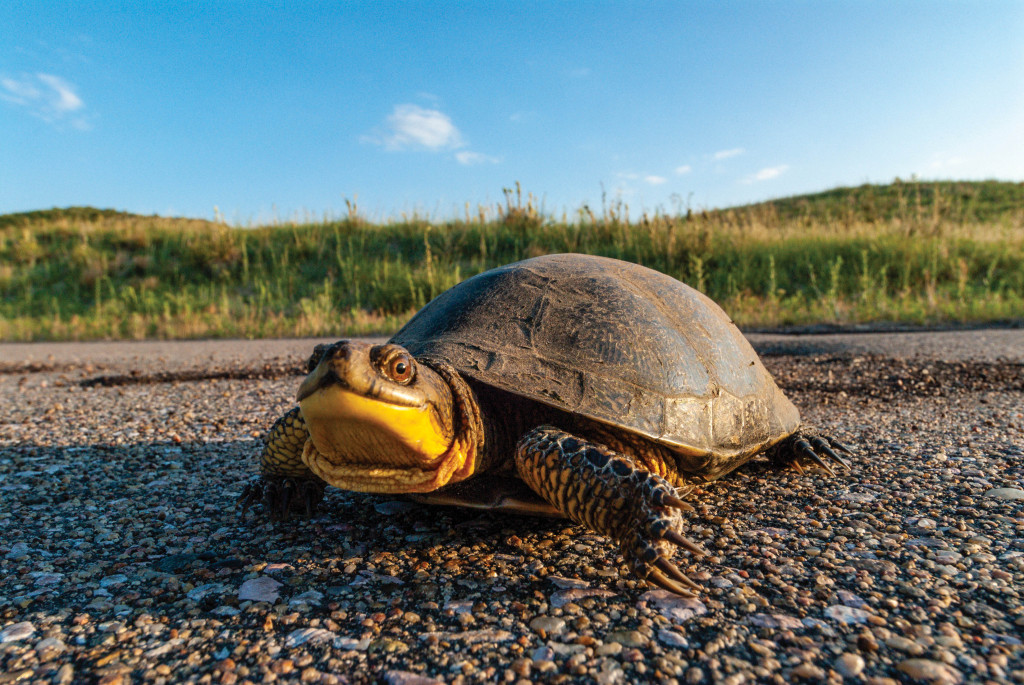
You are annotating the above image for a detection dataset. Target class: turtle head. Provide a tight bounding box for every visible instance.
[296,340,478,493]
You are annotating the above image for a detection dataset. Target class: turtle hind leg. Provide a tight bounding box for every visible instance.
[238,406,327,520]
[514,425,706,597]
[769,428,854,476]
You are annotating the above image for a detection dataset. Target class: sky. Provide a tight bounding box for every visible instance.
[2,2,1023,223]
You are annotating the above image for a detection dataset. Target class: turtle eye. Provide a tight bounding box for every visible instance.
[385,353,415,384]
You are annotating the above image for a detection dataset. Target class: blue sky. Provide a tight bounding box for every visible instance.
[2,2,1023,222]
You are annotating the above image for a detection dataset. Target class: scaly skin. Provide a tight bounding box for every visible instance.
[237,408,325,519]
[514,425,706,596]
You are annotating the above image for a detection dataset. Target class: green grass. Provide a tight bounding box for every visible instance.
[2,179,1022,341]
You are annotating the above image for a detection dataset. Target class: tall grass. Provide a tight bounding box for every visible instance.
[1,180,1022,341]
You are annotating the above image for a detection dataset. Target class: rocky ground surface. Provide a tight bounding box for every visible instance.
[1,330,1022,684]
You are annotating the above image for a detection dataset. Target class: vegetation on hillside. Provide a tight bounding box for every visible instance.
[1,179,1022,341]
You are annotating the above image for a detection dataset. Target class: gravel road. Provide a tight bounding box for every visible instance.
[1,330,1022,684]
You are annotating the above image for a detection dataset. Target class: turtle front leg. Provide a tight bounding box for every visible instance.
[768,428,853,476]
[514,425,706,597]
[238,407,327,519]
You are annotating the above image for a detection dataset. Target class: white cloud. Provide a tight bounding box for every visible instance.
[371,104,465,151]
[644,175,668,185]
[674,165,692,175]
[743,165,790,183]
[455,151,500,166]
[712,147,745,160]
[1,72,88,127]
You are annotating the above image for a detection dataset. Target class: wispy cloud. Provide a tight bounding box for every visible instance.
[367,104,465,151]
[455,151,500,166]
[743,165,790,183]
[674,165,692,175]
[1,72,89,128]
[644,175,667,185]
[712,147,745,161]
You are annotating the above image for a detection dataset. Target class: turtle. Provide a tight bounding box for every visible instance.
[239,253,851,596]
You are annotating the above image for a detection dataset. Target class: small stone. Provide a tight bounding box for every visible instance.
[791,663,826,680]
[656,629,689,648]
[550,588,616,607]
[834,653,865,678]
[596,642,623,656]
[0,621,34,643]
[383,671,442,685]
[5,542,31,560]
[54,663,74,685]
[639,590,707,622]
[983,488,1024,500]
[34,636,67,659]
[285,628,337,648]
[824,605,871,624]
[548,575,590,589]
[837,590,867,608]
[748,613,803,630]
[886,636,926,656]
[368,638,409,654]
[606,629,647,647]
[332,637,370,651]
[238,576,282,602]
[529,616,566,636]
[896,659,963,684]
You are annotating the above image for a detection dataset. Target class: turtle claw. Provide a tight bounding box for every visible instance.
[810,435,850,470]
[794,438,836,476]
[664,529,707,557]
[655,556,702,592]
[647,565,698,598]
[776,429,854,475]
[236,476,325,521]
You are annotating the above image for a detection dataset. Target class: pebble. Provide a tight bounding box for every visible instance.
[383,671,443,685]
[656,629,689,648]
[896,659,963,684]
[550,587,616,607]
[237,576,282,602]
[886,636,926,656]
[285,628,337,647]
[639,590,707,622]
[0,622,34,643]
[528,616,566,636]
[983,487,1024,500]
[748,613,803,630]
[824,605,871,624]
[605,629,647,647]
[834,653,865,678]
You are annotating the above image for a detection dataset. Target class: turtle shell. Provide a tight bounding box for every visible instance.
[391,253,799,464]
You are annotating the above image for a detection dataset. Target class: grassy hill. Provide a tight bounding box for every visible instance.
[2,179,1022,341]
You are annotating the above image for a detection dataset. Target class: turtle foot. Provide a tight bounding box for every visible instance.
[773,428,853,476]
[515,425,706,597]
[237,476,325,520]
[621,496,706,597]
